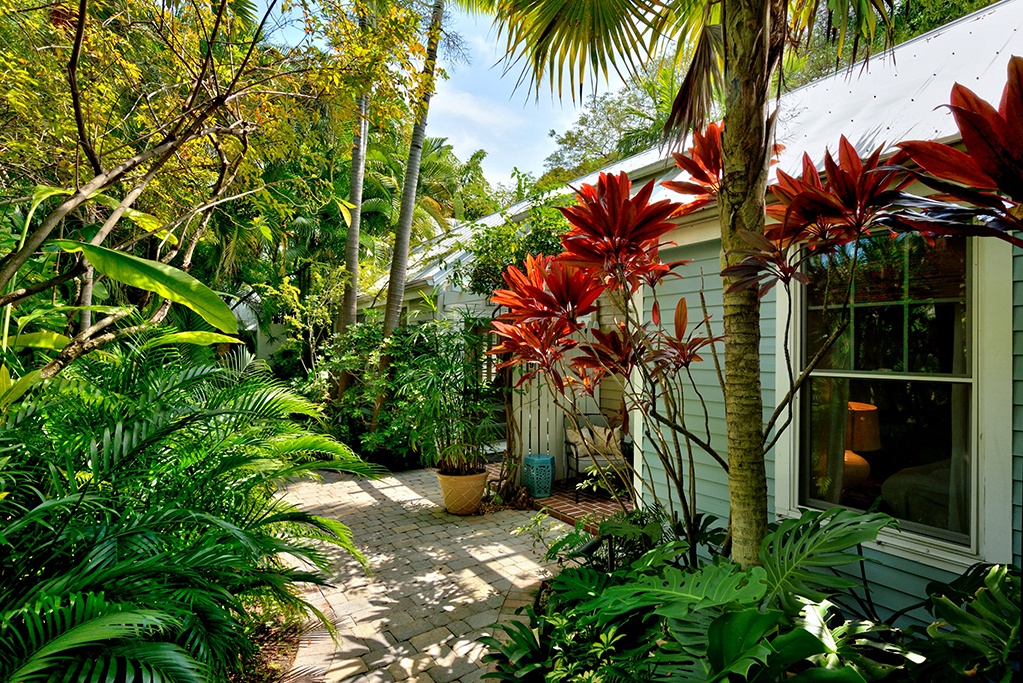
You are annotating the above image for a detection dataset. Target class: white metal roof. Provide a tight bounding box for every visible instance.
[371,0,1022,298]
[654,0,1023,201]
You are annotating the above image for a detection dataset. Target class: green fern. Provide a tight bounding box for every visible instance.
[0,336,376,680]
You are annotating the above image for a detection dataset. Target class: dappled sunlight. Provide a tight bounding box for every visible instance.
[282,467,565,681]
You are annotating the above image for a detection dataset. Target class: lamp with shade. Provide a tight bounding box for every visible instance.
[844,401,880,487]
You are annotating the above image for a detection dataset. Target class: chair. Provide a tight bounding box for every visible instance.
[564,414,629,503]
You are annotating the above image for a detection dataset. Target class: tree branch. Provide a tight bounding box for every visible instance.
[68,0,103,175]
[0,261,85,308]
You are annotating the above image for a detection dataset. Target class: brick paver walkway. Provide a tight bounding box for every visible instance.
[283,468,565,683]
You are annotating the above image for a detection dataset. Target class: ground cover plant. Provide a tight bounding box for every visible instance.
[0,335,376,682]
[485,507,1020,682]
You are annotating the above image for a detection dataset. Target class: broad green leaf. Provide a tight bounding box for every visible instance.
[0,369,41,408]
[0,364,10,393]
[252,216,273,240]
[707,609,784,682]
[51,241,237,333]
[144,331,241,349]
[789,668,868,683]
[16,305,128,331]
[585,561,768,624]
[90,194,175,243]
[11,331,69,350]
[29,185,72,216]
[760,508,894,612]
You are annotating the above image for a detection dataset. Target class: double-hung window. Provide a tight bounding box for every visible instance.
[776,233,1013,567]
[802,235,971,541]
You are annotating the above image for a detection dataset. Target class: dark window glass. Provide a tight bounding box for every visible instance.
[801,235,971,542]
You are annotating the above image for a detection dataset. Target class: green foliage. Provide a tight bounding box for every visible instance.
[538,57,683,187]
[323,314,500,471]
[453,197,571,298]
[52,240,238,333]
[0,337,375,681]
[783,0,999,89]
[908,565,1021,683]
[484,508,931,682]
[759,509,895,612]
[392,314,503,475]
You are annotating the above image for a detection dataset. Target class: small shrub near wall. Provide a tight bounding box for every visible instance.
[323,313,501,471]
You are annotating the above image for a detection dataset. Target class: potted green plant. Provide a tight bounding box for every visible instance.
[397,315,503,514]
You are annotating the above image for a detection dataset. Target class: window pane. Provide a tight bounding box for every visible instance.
[854,305,904,371]
[806,307,852,370]
[907,237,967,300]
[853,238,905,304]
[908,302,968,375]
[806,250,854,307]
[804,235,969,378]
[801,376,970,540]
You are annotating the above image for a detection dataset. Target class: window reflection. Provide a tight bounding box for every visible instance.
[801,235,971,542]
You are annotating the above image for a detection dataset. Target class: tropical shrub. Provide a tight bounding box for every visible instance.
[0,336,376,682]
[905,564,1021,683]
[484,509,921,682]
[325,313,501,471]
[487,507,1021,682]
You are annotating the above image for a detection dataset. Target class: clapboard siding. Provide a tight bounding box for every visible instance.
[1013,246,1022,567]
[596,291,626,417]
[637,240,777,522]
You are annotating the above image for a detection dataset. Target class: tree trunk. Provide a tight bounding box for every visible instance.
[331,90,370,400]
[337,11,372,339]
[719,0,775,568]
[338,91,369,338]
[382,0,444,337]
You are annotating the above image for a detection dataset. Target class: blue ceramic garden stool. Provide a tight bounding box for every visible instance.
[522,453,554,499]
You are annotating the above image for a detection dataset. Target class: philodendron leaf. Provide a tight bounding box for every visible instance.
[51,241,237,333]
[707,609,784,681]
[11,331,70,350]
[91,194,177,245]
[143,332,241,349]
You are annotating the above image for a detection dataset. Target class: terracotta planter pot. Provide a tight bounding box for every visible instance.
[436,471,488,515]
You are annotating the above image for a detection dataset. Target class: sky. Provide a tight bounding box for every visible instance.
[427,10,585,187]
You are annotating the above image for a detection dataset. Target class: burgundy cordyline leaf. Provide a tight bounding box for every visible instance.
[894,141,997,189]
[557,172,682,293]
[674,298,688,340]
[572,323,638,378]
[891,55,1023,248]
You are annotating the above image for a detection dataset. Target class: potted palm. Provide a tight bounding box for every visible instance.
[398,316,502,514]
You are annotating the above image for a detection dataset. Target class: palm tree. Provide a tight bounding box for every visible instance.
[488,0,894,566]
[381,0,494,337]
[0,337,377,680]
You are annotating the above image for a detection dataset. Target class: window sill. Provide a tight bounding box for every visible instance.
[775,505,983,575]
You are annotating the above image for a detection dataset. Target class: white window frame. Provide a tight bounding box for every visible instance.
[772,236,1013,573]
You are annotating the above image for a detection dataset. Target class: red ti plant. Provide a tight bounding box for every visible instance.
[490,171,725,559]
[891,55,1023,249]
[723,137,911,299]
[490,254,605,391]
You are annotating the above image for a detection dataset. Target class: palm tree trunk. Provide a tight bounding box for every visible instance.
[382,0,444,337]
[337,68,370,334]
[331,91,370,400]
[370,0,444,428]
[719,0,775,568]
